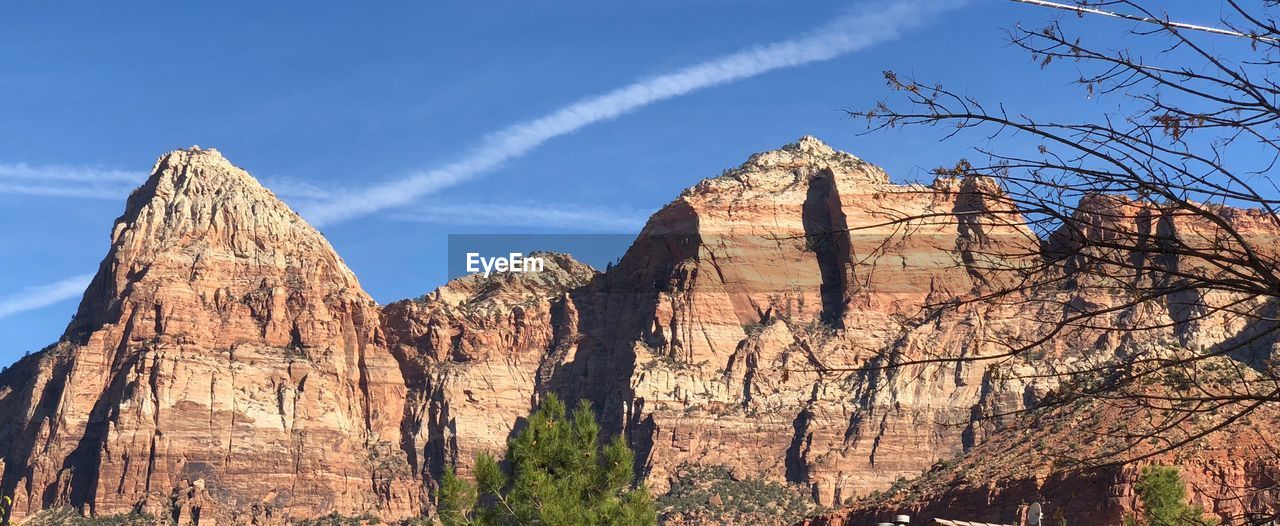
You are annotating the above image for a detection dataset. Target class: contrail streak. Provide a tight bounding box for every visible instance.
[0,183,132,200]
[302,0,962,226]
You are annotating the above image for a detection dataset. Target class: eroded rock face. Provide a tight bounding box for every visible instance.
[0,149,419,522]
[382,253,596,485]
[392,138,1277,523]
[2,138,1276,525]
[368,138,1047,514]
[562,136,1042,505]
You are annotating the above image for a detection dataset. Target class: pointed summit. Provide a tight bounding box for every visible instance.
[684,135,889,199]
[739,136,885,183]
[65,147,366,349]
[123,146,295,228]
[146,147,250,188]
[747,135,862,164]
[1,148,418,521]
[785,134,839,156]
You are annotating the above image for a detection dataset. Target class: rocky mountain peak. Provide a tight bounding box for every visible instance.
[65,147,368,347]
[787,134,839,155]
[423,251,598,310]
[741,135,882,180]
[128,147,294,227]
[6,148,417,522]
[682,137,890,202]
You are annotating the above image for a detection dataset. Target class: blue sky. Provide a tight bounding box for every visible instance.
[0,1,1237,364]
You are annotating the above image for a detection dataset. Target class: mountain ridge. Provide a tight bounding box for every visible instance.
[0,137,1275,525]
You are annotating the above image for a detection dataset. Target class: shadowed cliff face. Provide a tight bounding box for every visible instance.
[802,168,852,328]
[2,138,1276,525]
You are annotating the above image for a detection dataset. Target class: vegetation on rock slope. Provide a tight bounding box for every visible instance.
[438,394,656,526]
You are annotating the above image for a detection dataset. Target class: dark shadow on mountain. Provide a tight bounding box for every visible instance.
[785,409,813,484]
[802,169,851,328]
[545,199,702,475]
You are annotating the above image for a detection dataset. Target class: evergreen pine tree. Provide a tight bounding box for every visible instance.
[438,394,657,526]
[1125,465,1217,526]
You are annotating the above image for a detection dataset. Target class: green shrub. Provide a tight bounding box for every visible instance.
[294,512,384,525]
[657,464,815,525]
[19,507,164,526]
[1124,465,1217,526]
[438,394,656,526]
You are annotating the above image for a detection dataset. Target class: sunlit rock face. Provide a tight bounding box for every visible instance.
[390,137,1279,525]
[2,138,1274,525]
[0,148,420,523]
[555,136,1042,505]
[381,252,597,485]
[381,137,1041,512]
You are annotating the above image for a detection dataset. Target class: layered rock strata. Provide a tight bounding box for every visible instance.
[1,138,1276,525]
[0,149,419,522]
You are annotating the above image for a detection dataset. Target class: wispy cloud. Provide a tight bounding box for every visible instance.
[259,176,343,200]
[0,161,338,202]
[0,163,143,200]
[0,162,141,183]
[0,274,93,320]
[390,201,649,232]
[0,182,131,200]
[301,0,962,226]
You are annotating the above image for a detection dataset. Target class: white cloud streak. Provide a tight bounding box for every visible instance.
[301,0,962,226]
[0,162,141,184]
[259,176,342,200]
[0,182,131,200]
[0,163,143,200]
[0,162,338,202]
[0,274,93,320]
[390,201,649,232]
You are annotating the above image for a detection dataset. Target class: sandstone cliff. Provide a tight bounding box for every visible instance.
[369,137,1057,518]
[0,148,420,523]
[382,137,1279,524]
[382,252,596,484]
[1,138,1276,525]
[562,137,1042,505]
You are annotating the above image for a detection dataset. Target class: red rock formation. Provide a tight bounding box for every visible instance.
[0,148,420,522]
[1,138,1276,525]
[363,137,1040,521]
[535,137,1042,506]
[804,397,1280,526]
[382,253,596,483]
